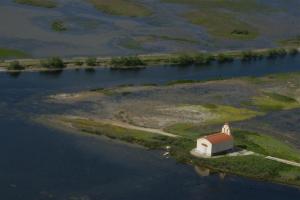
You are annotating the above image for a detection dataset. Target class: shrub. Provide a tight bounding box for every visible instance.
[110,56,145,67]
[40,57,65,68]
[85,57,97,66]
[231,29,250,35]
[7,61,25,70]
[194,53,214,65]
[51,20,67,32]
[266,49,287,59]
[216,53,234,63]
[171,54,194,66]
[75,60,84,66]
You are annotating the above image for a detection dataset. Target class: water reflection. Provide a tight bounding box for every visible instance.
[194,166,210,177]
[194,165,227,181]
[39,69,64,77]
[6,71,22,78]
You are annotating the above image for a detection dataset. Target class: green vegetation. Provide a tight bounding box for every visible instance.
[0,48,29,59]
[252,92,300,112]
[234,130,300,162]
[110,56,145,67]
[170,53,215,66]
[266,48,287,59]
[1,47,298,71]
[198,155,300,185]
[184,11,258,40]
[87,0,152,17]
[40,57,65,69]
[60,117,175,149]
[14,0,57,8]
[7,61,25,71]
[75,60,84,66]
[57,115,300,186]
[149,34,199,44]
[85,57,97,66]
[216,53,234,63]
[188,104,261,124]
[118,38,143,50]
[162,0,272,40]
[51,20,67,32]
[279,35,300,47]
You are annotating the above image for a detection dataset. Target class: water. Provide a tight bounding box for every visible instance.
[1,0,300,57]
[1,57,300,199]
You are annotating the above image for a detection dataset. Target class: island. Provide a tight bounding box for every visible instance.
[38,71,300,187]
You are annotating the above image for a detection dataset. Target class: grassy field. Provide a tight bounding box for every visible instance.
[0,48,29,59]
[14,0,57,8]
[252,92,300,112]
[87,0,152,17]
[60,117,175,149]
[162,0,275,40]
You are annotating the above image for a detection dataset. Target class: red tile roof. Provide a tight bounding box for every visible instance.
[204,133,233,144]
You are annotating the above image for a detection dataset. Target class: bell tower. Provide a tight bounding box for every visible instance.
[221,123,231,135]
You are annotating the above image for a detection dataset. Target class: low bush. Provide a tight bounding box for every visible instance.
[40,57,65,69]
[85,57,97,66]
[216,53,234,63]
[7,61,25,70]
[110,56,145,66]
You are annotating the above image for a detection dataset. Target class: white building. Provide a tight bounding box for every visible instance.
[195,123,234,157]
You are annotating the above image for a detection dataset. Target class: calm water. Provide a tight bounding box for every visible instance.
[1,57,300,199]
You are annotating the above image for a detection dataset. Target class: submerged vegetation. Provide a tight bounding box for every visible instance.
[87,0,152,17]
[252,92,300,112]
[279,35,300,47]
[14,0,57,8]
[162,0,271,40]
[0,48,29,59]
[51,20,67,32]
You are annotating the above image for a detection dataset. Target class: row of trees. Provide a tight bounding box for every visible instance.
[6,48,299,70]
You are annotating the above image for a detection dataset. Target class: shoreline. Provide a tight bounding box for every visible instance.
[1,47,299,73]
[41,115,300,189]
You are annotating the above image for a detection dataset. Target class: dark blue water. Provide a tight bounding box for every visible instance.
[1,57,300,199]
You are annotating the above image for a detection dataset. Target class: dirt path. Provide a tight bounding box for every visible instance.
[265,156,300,167]
[101,119,178,138]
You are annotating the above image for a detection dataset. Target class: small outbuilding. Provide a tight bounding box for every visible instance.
[195,123,234,157]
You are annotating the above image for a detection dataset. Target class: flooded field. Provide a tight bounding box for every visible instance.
[1,0,300,57]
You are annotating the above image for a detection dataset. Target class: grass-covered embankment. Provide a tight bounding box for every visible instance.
[14,0,57,8]
[87,0,152,17]
[0,47,298,71]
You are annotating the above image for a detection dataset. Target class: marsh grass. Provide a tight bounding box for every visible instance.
[51,20,67,32]
[88,0,152,17]
[15,0,57,8]
[0,48,29,59]
[252,92,299,112]
[61,117,174,149]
